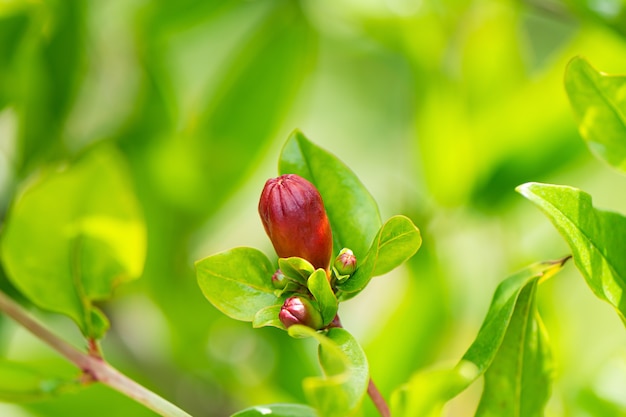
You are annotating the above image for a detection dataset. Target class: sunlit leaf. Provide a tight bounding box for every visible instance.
[0,360,80,403]
[278,257,314,286]
[391,259,566,417]
[196,247,281,322]
[288,326,369,417]
[1,148,146,338]
[475,281,553,416]
[564,57,626,173]
[279,130,382,259]
[306,269,337,326]
[518,182,626,322]
[338,215,421,298]
[253,304,284,329]
[231,403,318,417]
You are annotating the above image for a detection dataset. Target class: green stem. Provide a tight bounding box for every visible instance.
[0,291,192,417]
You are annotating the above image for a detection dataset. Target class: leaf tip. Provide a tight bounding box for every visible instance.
[564,55,599,93]
[515,182,539,197]
[565,55,587,72]
[286,128,309,145]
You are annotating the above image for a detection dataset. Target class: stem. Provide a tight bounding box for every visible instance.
[0,291,192,417]
[368,378,391,417]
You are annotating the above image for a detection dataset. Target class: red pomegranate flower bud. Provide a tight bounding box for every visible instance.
[279,296,323,330]
[259,174,333,271]
[334,248,357,276]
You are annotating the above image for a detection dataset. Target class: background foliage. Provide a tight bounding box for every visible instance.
[1,0,626,416]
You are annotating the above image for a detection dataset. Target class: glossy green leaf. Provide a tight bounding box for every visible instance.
[564,57,626,173]
[0,360,80,402]
[1,148,146,338]
[392,259,566,417]
[196,247,281,322]
[231,403,318,417]
[338,215,422,298]
[518,182,626,322]
[253,304,284,329]
[307,269,337,326]
[288,326,369,417]
[278,257,315,285]
[475,281,553,417]
[279,130,382,259]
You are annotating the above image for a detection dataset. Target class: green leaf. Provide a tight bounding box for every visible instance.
[0,9,29,111]
[475,281,553,417]
[517,182,626,322]
[338,215,422,298]
[576,387,626,416]
[231,403,318,417]
[196,247,281,322]
[119,1,315,220]
[288,326,369,417]
[196,5,316,202]
[0,360,80,402]
[278,257,315,285]
[564,57,626,173]
[279,130,382,259]
[1,148,146,338]
[307,269,338,326]
[15,0,86,175]
[253,304,284,329]
[391,259,566,417]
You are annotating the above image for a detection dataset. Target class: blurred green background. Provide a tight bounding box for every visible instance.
[2,0,626,416]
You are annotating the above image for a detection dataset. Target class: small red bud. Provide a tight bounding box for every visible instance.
[259,174,333,271]
[279,296,323,330]
[272,269,288,289]
[334,248,357,276]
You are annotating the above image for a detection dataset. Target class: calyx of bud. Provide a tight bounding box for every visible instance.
[259,174,333,271]
[279,296,323,330]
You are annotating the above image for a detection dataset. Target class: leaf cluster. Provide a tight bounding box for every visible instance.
[196,131,422,416]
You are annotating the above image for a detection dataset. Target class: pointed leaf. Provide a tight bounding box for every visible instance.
[564,57,626,173]
[279,131,382,259]
[518,182,626,322]
[278,257,314,285]
[475,281,553,417]
[392,259,566,417]
[196,247,281,322]
[253,304,284,329]
[231,403,318,417]
[307,269,337,326]
[288,326,369,417]
[1,148,146,338]
[338,215,421,298]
